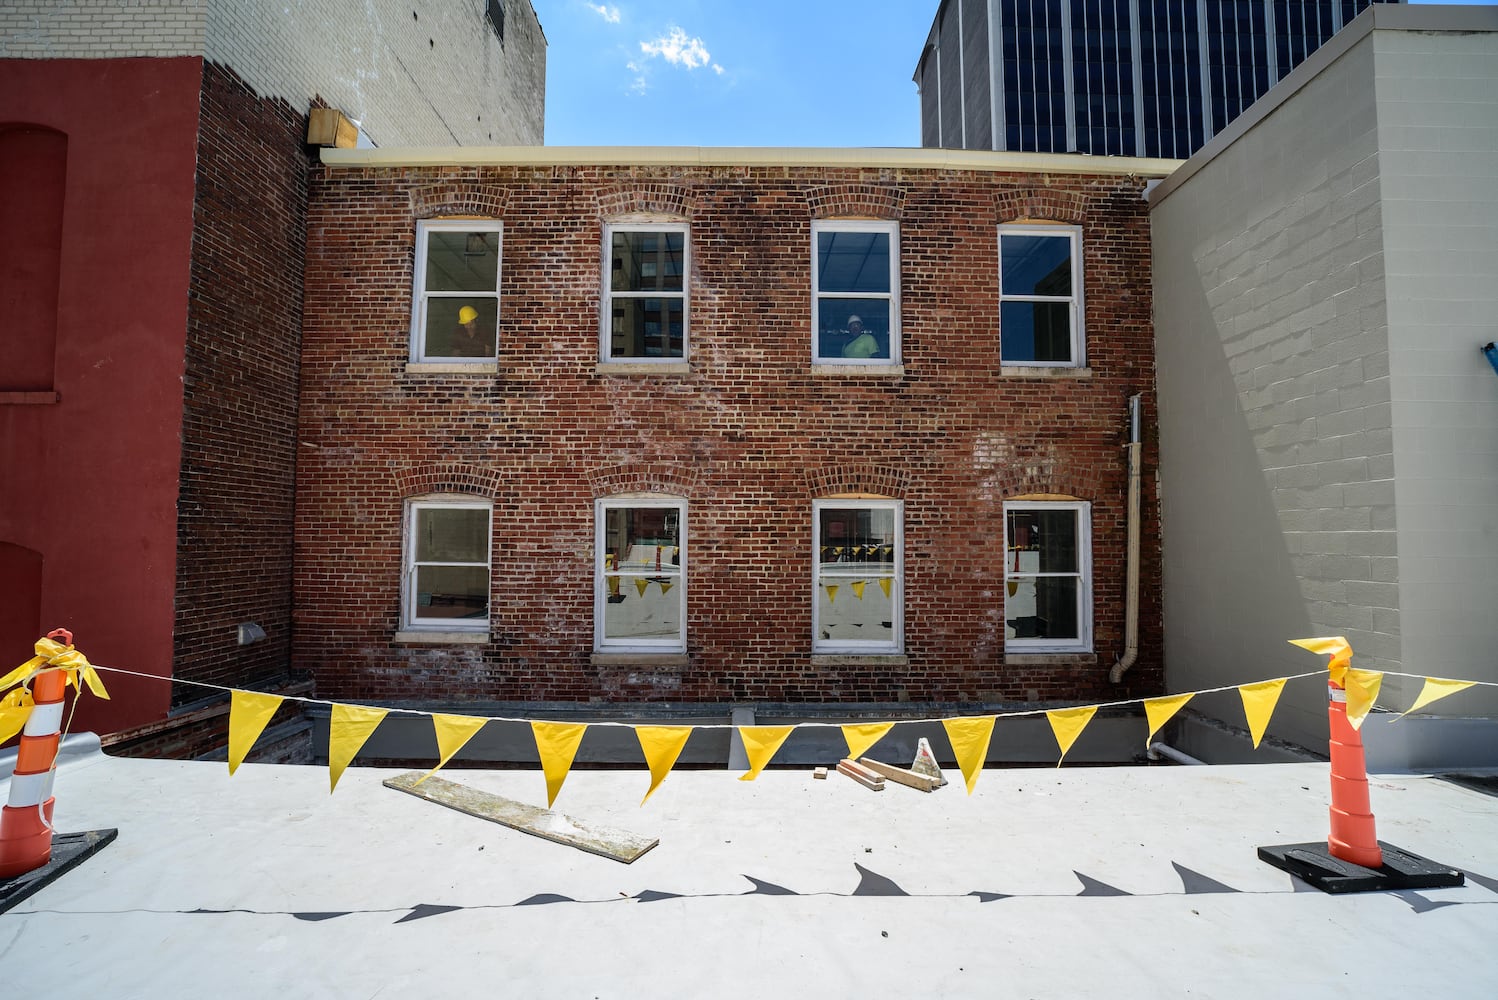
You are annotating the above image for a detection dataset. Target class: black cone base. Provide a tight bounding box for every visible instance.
[1258,839,1465,894]
[0,828,117,914]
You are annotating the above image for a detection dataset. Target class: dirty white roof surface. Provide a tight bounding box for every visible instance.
[4,744,1497,999]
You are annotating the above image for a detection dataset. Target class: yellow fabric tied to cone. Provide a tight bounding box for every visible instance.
[1,635,109,701]
[0,687,35,746]
[1289,636,1352,686]
[1344,668,1383,730]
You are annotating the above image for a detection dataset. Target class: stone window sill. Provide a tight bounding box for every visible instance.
[591,653,690,668]
[999,366,1092,379]
[405,361,499,374]
[393,630,489,645]
[595,361,693,376]
[811,654,910,667]
[1004,653,1098,665]
[810,364,905,377]
[0,391,60,405]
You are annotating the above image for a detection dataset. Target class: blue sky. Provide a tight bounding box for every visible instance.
[533,0,1493,148]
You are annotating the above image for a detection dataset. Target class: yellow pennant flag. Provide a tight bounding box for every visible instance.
[634,578,650,598]
[825,584,839,604]
[1344,668,1383,730]
[737,725,794,781]
[1398,677,1476,719]
[1143,693,1193,749]
[0,687,35,746]
[417,714,490,784]
[851,580,867,600]
[878,578,893,599]
[1047,705,1098,766]
[1289,636,1352,685]
[531,721,588,807]
[1238,678,1287,749]
[942,716,996,795]
[660,580,673,595]
[841,722,894,761]
[227,690,284,776]
[636,726,692,804]
[328,703,390,792]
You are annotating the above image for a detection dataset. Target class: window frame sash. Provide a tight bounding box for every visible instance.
[812,498,903,654]
[601,222,690,363]
[410,219,503,363]
[997,224,1084,367]
[594,496,688,652]
[811,220,901,365]
[403,498,493,631]
[1002,499,1092,652]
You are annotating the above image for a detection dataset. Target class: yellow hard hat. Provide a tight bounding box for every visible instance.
[458,306,479,325]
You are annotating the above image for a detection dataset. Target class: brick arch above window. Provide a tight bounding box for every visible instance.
[803,464,909,500]
[596,184,693,221]
[393,463,503,498]
[408,184,508,220]
[998,479,1091,503]
[588,463,700,500]
[806,184,903,221]
[993,188,1088,226]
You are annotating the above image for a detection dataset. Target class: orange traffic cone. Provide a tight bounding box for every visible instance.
[1325,677,1381,868]
[0,629,72,878]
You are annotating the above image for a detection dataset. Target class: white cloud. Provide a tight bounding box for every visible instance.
[588,3,620,23]
[712,64,724,75]
[639,26,712,70]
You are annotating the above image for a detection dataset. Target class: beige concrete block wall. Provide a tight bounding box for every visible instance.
[0,0,546,147]
[0,1,207,58]
[1374,28,1498,716]
[1152,36,1395,750]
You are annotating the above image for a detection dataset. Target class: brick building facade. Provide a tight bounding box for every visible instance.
[296,149,1170,710]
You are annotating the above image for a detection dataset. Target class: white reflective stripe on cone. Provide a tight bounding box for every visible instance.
[1328,686,1347,703]
[22,700,65,736]
[4,769,54,809]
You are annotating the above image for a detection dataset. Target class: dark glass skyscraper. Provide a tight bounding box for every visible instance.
[916,0,1401,159]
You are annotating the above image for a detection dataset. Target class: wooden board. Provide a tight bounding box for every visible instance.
[383,771,659,864]
[857,757,940,792]
[836,758,885,791]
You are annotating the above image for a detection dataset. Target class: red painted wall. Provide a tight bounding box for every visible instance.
[0,57,204,731]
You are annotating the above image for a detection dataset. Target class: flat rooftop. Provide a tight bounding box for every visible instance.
[4,743,1497,997]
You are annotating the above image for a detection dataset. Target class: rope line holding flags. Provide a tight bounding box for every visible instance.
[4,633,1498,811]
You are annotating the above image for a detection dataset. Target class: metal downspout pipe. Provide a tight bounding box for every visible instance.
[1110,394,1142,684]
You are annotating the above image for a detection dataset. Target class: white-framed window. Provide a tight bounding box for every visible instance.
[813,499,902,653]
[411,219,502,361]
[603,223,688,361]
[812,220,899,363]
[595,497,686,651]
[403,498,492,631]
[998,225,1083,366]
[1003,500,1092,652]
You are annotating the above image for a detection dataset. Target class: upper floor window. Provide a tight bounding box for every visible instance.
[998,226,1083,367]
[813,221,899,363]
[604,224,688,361]
[411,220,501,362]
[403,498,492,632]
[596,497,686,651]
[1003,500,1091,652]
[813,499,903,653]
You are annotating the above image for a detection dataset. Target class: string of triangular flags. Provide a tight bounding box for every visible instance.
[3,635,1492,808]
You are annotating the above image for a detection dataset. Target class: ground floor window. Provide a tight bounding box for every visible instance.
[813,499,902,653]
[404,499,491,630]
[596,497,686,651]
[1003,500,1091,652]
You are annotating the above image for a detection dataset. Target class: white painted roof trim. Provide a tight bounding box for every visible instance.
[321,144,1183,178]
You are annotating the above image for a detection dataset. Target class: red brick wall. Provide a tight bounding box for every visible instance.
[296,163,1163,706]
[173,62,311,702]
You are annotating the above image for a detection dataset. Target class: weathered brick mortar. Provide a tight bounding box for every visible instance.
[296,163,1164,706]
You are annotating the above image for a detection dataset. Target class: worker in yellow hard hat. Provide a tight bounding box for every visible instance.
[448,304,491,357]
